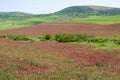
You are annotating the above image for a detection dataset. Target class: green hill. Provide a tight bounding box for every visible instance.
[1,6,120,20]
[55,6,120,18]
[0,12,34,20]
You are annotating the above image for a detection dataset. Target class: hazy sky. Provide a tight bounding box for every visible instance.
[0,0,120,14]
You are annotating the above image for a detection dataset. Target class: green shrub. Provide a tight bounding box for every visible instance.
[88,38,108,43]
[55,33,93,42]
[6,34,31,41]
[44,34,52,40]
[117,40,120,45]
[38,36,42,39]
[40,37,47,42]
[55,33,77,42]
[55,33,62,42]
[111,38,118,42]
[111,38,120,45]
[76,34,93,41]
[0,35,6,38]
[55,33,62,41]
[29,39,35,42]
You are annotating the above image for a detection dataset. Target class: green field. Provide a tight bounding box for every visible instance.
[0,15,60,30]
[71,15,120,24]
[0,15,120,30]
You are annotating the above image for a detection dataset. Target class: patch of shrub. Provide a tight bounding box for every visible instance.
[55,33,62,41]
[87,38,108,43]
[76,34,94,41]
[55,33,94,42]
[110,38,120,45]
[38,36,42,39]
[55,33,77,42]
[0,34,6,38]
[40,37,47,42]
[110,38,118,42]
[117,40,120,45]
[29,39,36,42]
[6,34,31,41]
[44,34,52,40]
[99,43,106,47]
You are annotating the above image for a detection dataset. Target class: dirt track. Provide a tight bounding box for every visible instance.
[0,22,120,37]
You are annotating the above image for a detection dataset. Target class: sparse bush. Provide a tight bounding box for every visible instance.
[76,34,93,41]
[44,34,52,40]
[117,40,120,45]
[110,38,120,45]
[38,36,42,39]
[0,35,6,38]
[29,39,35,42]
[111,38,118,42]
[55,33,62,41]
[39,37,47,42]
[88,38,108,43]
[6,34,31,41]
[99,43,106,47]
[54,33,94,42]
[55,33,77,42]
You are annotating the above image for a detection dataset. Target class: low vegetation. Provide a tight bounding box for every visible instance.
[44,34,52,40]
[2,34,31,41]
[55,33,77,42]
[0,36,120,80]
[72,15,120,24]
[0,14,120,30]
[117,40,120,45]
[0,33,120,50]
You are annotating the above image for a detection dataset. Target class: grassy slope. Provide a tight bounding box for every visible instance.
[0,15,120,30]
[0,15,61,30]
[71,15,120,24]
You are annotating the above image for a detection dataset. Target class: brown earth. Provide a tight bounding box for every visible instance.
[0,22,120,37]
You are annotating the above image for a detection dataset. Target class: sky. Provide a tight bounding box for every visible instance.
[0,0,120,14]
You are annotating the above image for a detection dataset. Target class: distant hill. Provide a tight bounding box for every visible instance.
[0,6,120,20]
[55,6,120,18]
[0,12,34,20]
[1,6,120,20]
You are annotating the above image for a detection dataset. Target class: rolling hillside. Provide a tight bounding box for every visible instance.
[0,12,34,20]
[71,15,120,24]
[55,6,120,18]
[0,6,120,30]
